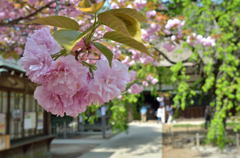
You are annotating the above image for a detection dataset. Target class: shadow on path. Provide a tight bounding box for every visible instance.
[79,122,163,158]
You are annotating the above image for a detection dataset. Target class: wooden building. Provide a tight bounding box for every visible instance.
[0,58,53,158]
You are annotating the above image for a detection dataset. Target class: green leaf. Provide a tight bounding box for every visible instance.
[31,16,80,30]
[113,13,142,41]
[103,31,148,54]
[93,42,113,66]
[98,12,130,35]
[52,25,94,52]
[98,8,145,41]
[110,8,147,22]
[53,30,84,52]
[78,0,105,13]
[78,0,91,7]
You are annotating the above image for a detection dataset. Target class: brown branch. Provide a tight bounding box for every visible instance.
[0,1,55,27]
[153,47,190,64]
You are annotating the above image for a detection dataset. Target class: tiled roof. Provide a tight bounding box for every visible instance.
[0,57,24,72]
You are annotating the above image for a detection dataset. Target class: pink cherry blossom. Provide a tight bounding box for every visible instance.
[117,95,123,99]
[149,23,161,32]
[135,0,147,9]
[129,71,137,82]
[24,27,61,55]
[146,74,158,84]
[43,55,88,96]
[88,59,130,103]
[34,86,89,117]
[127,4,133,8]
[28,0,38,5]
[34,86,65,116]
[128,84,144,94]
[151,78,158,84]
[20,49,53,83]
[163,29,171,35]
[122,56,131,65]
[131,49,141,60]
[142,23,160,42]
[128,60,136,66]
[187,33,216,47]
[146,74,154,81]
[139,55,154,64]
[20,27,61,83]
[142,81,149,87]
[32,55,91,117]
[165,18,185,30]
[110,2,119,9]
[141,29,150,41]
[146,10,157,18]
[171,35,176,41]
[200,36,216,47]
[14,47,23,55]
[163,42,176,52]
[112,46,122,59]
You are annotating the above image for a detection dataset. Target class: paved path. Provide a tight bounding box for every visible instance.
[52,138,106,145]
[79,122,163,158]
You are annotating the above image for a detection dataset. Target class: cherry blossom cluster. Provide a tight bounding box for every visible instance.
[146,74,159,84]
[110,0,147,10]
[141,74,158,87]
[186,33,216,47]
[162,18,216,52]
[20,27,131,117]
[122,49,158,66]
[128,83,144,94]
[163,19,216,48]
[165,18,185,31]
[0,0,87,57]
[164,19,216,47]
[127,71,143,94]
[127,74,158,95]
[142,23,161,42]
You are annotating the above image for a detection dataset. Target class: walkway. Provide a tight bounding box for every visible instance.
[79,122,163,158]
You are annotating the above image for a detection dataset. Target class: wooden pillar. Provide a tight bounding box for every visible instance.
[22,92,26,138]
[236,133,239,147]
[6,91,10,134]
[196,133,200,147]
[63,121,67,138]
[101,115,106,138]
[44,112,51,135]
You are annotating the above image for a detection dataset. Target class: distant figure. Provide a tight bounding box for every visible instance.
[156,97,164,106]
[140,106,148,122]
[204,106,213,129]
[166,105,173,124]
[147,108,155,120]
[156,106,164,123]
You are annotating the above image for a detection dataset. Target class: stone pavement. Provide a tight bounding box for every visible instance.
[51,134,107,158]
[79,122,163,158]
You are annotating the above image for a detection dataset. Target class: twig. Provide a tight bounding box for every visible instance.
[153,47,190,64]
[0,1,55,27]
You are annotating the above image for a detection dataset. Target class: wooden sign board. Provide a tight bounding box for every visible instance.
[0,135,10,151]
[0,113,6,134]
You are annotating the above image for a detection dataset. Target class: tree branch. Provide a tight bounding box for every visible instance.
[153,47,190,64]
[0,1,55,27]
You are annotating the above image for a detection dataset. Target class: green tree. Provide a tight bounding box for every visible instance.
[167,0,240,147]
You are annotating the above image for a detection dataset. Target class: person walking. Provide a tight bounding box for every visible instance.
[166,105,173,124]
[140,106,148,122]
[156,106,164,123]
[204,106,213,129]
[156,96,166,123]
